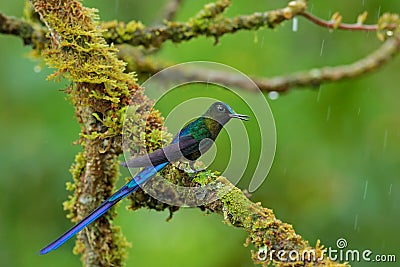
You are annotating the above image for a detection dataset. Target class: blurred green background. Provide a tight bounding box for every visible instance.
[0,1,399,266]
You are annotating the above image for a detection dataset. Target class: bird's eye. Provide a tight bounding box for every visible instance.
[217,105,225,112]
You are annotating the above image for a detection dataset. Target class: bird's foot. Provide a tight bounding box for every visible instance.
[188,161,206,174]
[176,161,205,175]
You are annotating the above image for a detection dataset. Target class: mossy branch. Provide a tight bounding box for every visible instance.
[117,33,400,92]
[126,168,348,266]
[205,177,347,266]
[101,0,306,47]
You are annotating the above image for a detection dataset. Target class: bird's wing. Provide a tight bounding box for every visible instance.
[121,135,199,168]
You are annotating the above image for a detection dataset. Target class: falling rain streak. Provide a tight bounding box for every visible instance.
[363,180,368,200]
[377,6,381,19]
[383,130,388,150]
[115,0,119,15]
[316,86,322,102]
[354,214,359,230]
[320,39,325,56]
[388,184,393,195]
[326,105,331,121]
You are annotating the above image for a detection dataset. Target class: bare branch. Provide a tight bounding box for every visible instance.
[300,11,378,31]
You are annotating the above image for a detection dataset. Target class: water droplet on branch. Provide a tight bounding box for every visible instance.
[268,91,279,100]
[292,17,298,32]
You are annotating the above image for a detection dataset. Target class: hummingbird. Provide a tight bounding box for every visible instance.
[40,102,249,254]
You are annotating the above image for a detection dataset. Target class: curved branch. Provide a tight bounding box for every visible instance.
[252,33,400,92]
[118,33,400,93]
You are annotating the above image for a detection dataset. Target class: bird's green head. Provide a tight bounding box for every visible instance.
[203,102,249,125]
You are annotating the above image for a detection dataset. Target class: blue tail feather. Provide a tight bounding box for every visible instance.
[40,163,167,255]
[39,198,118,255]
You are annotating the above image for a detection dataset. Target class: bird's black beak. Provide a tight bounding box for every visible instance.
[229,113,250,121]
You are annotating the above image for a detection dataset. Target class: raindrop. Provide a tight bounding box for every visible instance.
[363,180,368,200]
[388,183,393,195]
[292,17,298,32]
[357,107,361,116]
[383,130,388,150]
[115,0,120,14]
[316,86,322,102]
[362,0,365,6]
[34,65,42,73]
[268,91,279,100]
[283,167,287,176]
[354,214,358,230]
[377,6,381,19]
[326,105,331,121]
[320,39,325,56]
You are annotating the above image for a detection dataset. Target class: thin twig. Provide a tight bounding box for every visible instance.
[300,11,378,31]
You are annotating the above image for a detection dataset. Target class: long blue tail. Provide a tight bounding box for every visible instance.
[40,162,168,255]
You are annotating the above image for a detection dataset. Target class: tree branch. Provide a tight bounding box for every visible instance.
[300,11,378,31]
[101,0,306,47]
[0,0,306,48]
[0,11,46,47]
[204,177,348,266]
[117,33,400,93]
[125,169,348,266]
